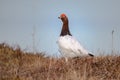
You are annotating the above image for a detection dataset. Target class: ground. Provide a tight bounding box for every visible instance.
[0,43,120,80]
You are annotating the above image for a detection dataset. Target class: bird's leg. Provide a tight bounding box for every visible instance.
[64,57,70,66]
[65,57,68,62]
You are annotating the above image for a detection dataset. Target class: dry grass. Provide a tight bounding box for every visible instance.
[0,43,120,80]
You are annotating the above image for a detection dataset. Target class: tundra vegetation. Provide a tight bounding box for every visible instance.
[0,43,120,80]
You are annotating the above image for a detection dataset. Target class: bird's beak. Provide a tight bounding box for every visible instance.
[58,17,61,19]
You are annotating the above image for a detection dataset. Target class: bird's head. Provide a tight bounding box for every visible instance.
[58,13,68,23]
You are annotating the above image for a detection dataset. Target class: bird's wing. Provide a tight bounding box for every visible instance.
[58,35,88,56]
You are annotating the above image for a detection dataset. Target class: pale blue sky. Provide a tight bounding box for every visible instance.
[0,0,120,56]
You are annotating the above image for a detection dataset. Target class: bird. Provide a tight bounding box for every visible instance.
[57,13,94,61]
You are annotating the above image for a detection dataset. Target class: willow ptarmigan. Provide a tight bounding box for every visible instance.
[57,13,94,61]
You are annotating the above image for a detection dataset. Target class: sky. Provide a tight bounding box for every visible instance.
[0,0,120,56]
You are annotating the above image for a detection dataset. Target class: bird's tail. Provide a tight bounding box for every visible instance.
[88,53,94,57]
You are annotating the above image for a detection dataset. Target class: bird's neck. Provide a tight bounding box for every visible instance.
[60,21,72,36]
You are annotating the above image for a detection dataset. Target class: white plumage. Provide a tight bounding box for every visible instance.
[58,35,89,58]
